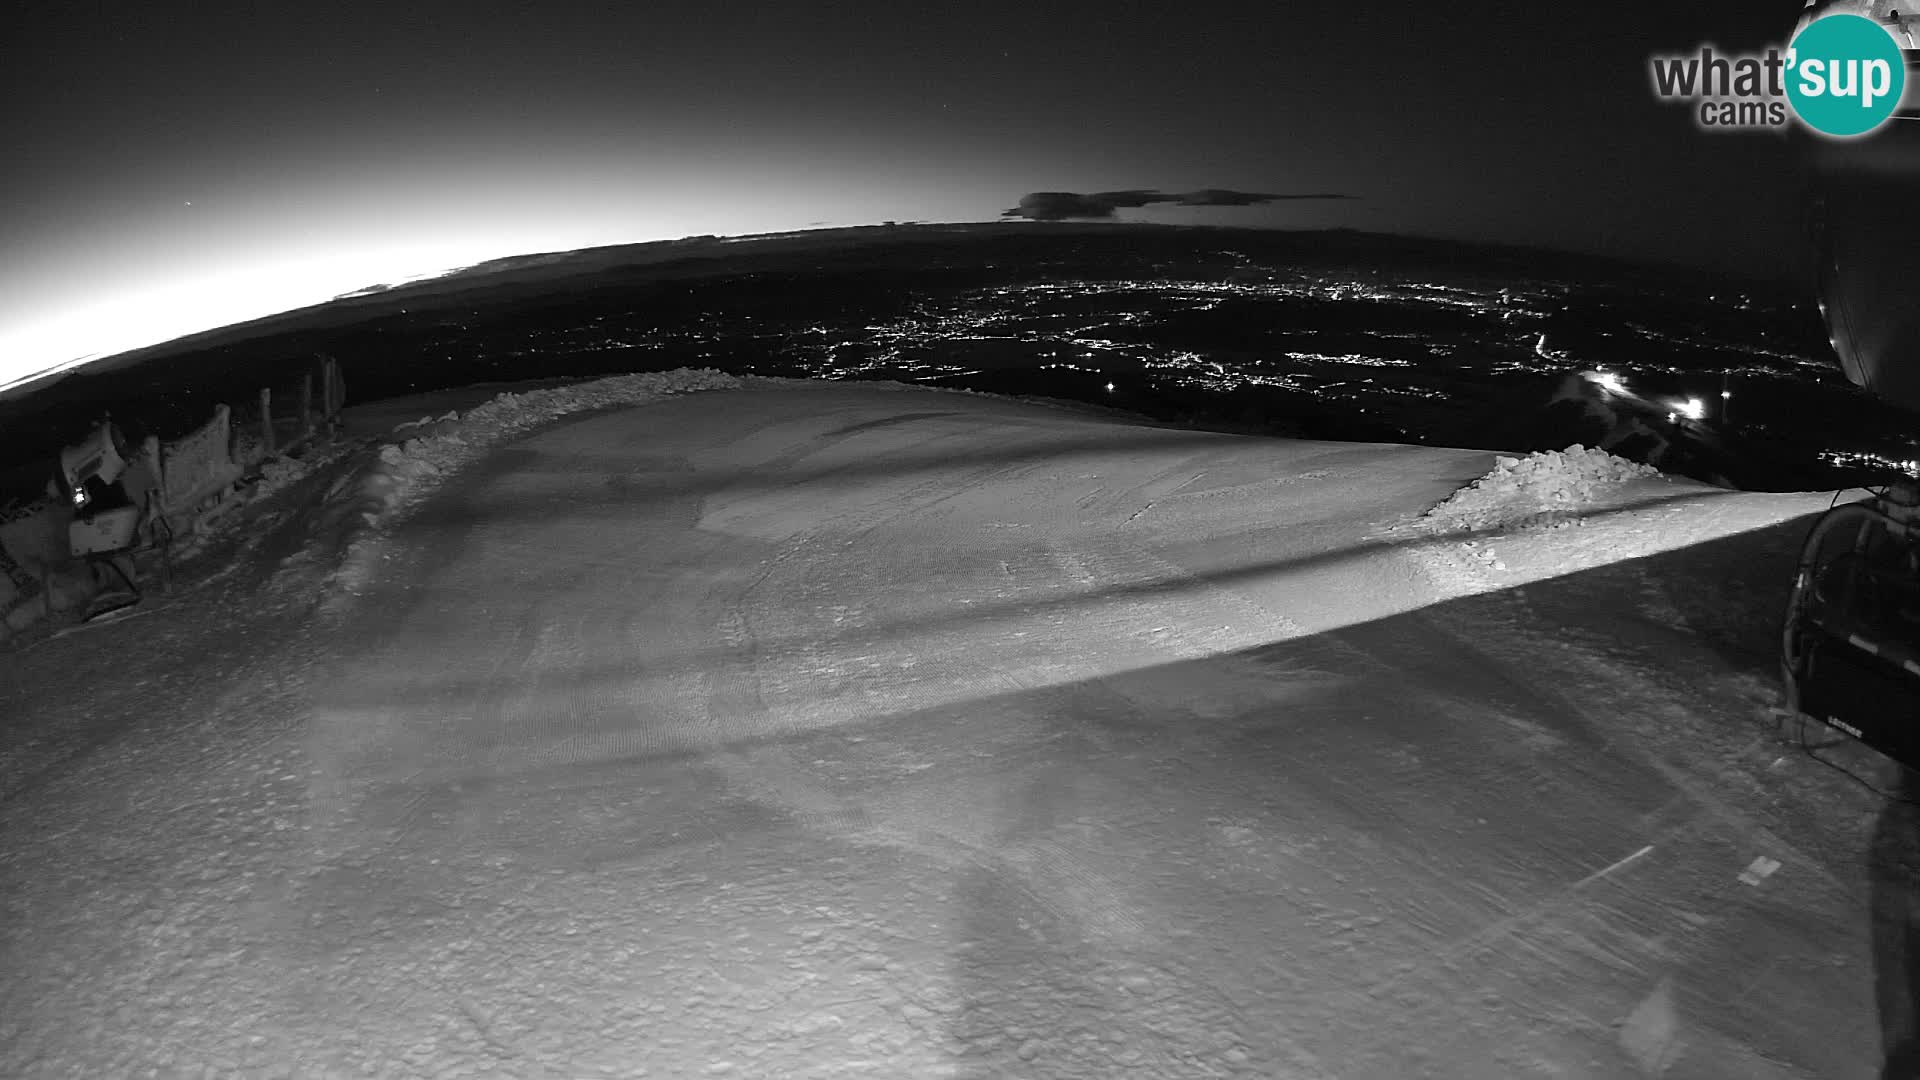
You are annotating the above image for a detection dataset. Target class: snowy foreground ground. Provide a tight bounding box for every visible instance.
[2,376,1913,1078]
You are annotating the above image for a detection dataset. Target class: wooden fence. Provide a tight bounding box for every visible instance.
[0,354,345,632]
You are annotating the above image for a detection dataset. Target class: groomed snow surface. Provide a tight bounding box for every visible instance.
[1,371,1909,1079]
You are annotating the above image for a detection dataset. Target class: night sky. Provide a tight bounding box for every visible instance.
[3,0,1806,389]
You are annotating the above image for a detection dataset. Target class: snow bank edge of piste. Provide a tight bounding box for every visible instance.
[315,370,1181,615]
[318,368,744,611]
[311,379,1690,622]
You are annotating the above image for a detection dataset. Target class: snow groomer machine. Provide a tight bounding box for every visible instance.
[1780,2,1920,766]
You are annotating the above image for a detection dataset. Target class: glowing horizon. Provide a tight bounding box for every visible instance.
[0,222,850,395]
[0,139,1041,392]
[0,151,1362,394]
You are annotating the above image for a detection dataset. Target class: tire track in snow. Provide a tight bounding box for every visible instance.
[1404,533,1856,894]
[698,414,1061,852]
[1375,514,1875,1073]
[684,420,1349,1073]
[1039,500,1812,1074]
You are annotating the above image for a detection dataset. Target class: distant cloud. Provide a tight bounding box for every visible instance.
[1176,188,1353,207]
[1003,192,1133,220]
[1087,190,1172,209]
[1002,188,1354,221]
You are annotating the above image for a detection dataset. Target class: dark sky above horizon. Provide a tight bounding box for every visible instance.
[2,0,1808,387]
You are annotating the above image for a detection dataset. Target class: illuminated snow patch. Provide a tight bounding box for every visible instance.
[1421,445,1665,534]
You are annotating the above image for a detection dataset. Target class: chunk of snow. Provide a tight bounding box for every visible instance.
[1422,445,1664,534]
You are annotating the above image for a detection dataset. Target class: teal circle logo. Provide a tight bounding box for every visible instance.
[1787,14,1906,137]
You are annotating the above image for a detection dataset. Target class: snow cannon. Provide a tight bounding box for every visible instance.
[1781,0,1920,768]
[57,420,139,549]
[50,418,164,620]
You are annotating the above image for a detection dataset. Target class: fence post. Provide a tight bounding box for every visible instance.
[301,371,314,438]
[327,357,347,434]
[259,387,274,460]
[324,358,336,434]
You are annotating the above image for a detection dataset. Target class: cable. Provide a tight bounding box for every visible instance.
[1800,488,1877,560]
[1794,710,1920,805]
[1825,484,1888,514]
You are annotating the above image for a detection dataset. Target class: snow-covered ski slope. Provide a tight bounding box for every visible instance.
[1,376,1907,1079]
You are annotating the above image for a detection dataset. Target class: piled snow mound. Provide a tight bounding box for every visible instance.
[1423,445,1664,534]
